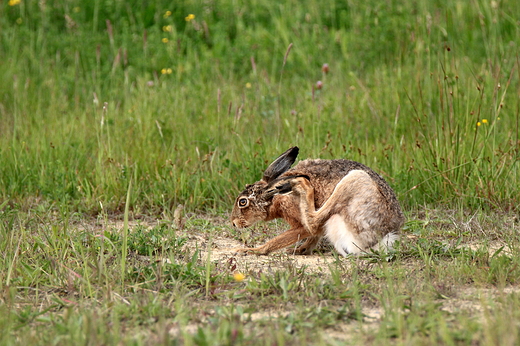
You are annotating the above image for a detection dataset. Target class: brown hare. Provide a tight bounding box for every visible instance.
[230,147,404,256]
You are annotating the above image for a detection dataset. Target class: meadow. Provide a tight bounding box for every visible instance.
[1,0,520,344]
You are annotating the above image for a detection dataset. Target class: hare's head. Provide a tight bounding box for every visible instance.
[231,147,300,228]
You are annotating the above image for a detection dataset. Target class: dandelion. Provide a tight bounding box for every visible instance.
[164,10,172,18]
[161,68,172,75]
[162,37,169,43]
[482,119,488,124]
[245,82,251,89]
[185,14,195,21]
[9,0,21,6]
[233,272,245,282]
[477,121,481,127]
[163,25,172,32]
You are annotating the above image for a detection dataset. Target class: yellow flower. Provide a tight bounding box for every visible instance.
[245,82,252,89]
[9,0,21,6]
[163,25,172,32]
[161,68,167,74]
[477,122,481,127]
[164,10,172,18]
[161,68,173,75]
[233,272,245,282]
[162,37,169,43]
[482,119,488,124]
[185,14,195,22]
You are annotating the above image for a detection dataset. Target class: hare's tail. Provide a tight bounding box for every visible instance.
[371,232,399,252]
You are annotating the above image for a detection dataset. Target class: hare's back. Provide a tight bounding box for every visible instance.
[284,159,375,182]
[282,158,399,208]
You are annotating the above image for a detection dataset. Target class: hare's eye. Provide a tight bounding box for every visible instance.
[238,198,249,208]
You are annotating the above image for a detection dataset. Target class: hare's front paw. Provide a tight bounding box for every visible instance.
[290,177,311,195]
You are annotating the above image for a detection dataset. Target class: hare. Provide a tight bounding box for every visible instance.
[230,147,404,256]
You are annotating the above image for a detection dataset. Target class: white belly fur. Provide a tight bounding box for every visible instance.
[324,214,399,256]
[324,214,362,256]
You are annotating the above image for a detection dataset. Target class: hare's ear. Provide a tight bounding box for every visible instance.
[262,147,299,183]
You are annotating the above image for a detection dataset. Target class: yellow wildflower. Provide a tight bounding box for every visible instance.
[233,272,245,282]
[482,119,488,124]
[9,0,21,6]
[164,10,172,18]
[161,68,173,75]
[477,122,481,127]
[162,37,169,43]
[185,14,195,22]
[245,82,252,89]
[163,25,172,32]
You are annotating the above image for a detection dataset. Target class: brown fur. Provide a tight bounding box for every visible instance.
[230,147,404,256]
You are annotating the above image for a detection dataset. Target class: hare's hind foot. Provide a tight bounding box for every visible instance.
[289,176,313,196]
[286,236,321,255]
[371,232,400,252]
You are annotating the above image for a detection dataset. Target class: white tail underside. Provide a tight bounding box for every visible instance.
[324,214,398,256]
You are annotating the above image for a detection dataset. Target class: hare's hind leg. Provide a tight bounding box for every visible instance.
[288,235,322,255]
[291,170,387,255]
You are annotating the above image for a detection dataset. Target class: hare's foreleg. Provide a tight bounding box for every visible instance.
[232,226,312,255]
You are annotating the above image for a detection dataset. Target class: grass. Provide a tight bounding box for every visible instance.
[1,211,520,345]
[1,0,518,213]
[1,0,520,344]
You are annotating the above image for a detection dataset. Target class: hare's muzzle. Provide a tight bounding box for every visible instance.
[231,219,248,228]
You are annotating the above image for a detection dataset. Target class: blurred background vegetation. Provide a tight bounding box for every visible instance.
[0,0,519,215]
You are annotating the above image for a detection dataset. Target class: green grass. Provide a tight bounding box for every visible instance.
[1,210,520,345]
[1,0,519,213]
[1,0,520,344]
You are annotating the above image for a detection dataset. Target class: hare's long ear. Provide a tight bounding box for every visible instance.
[262,147,299,183]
